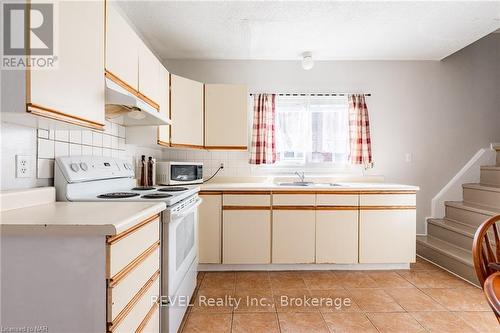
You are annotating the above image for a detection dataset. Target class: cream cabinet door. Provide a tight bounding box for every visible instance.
[204,84,248,149]
[359,210,416,263]
[198,194,222,264]
[316,210,358,263]
[272,210,315,264]
[157,65,170,146]
[170,75,204,147]
[138,41,161,105]
[105,3,139,89]
[29,1,105,129]
[223,210,271,264]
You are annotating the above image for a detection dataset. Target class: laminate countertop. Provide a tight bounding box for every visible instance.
[0,187,166,236]
[200,182,419,192]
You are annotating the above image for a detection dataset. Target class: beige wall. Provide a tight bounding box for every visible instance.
[165,33,500,234]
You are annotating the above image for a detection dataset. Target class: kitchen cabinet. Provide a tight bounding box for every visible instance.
[27,0,105,130]
[138,41,161,107]
[204,84,248,149]
[316,209,358,263]
[198,194,222,264]
[272,210,316,263]
[157,65,170,146]
[170,75,204,148]
[105,3,139,90]
[223,210,271,264]
[359,209,416,263]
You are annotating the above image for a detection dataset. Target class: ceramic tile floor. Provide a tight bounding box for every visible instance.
[180,258,500,333]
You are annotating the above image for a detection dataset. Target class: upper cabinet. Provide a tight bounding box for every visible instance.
[204,84,248,150]
[138,42,161,108]
[157,65,170,146]
[105,4,139,90]
[170,74,204,148]
[27,1,105,130]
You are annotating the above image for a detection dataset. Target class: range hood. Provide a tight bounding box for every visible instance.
[105,78,172,126]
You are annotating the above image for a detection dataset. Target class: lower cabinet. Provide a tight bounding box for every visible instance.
[359,209,416,263]
[198,194,222,264]
[272,210,315,264]
[316,209,358,263]
[223,209,271,264]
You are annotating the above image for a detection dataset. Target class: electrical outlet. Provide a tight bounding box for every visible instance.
[16,155,31,178]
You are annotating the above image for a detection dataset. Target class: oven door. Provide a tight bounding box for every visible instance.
[166,197,201,295]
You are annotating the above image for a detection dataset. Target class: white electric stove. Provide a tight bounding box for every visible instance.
[54,156,200,333]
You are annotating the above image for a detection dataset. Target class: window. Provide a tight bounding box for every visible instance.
[275,95,349,166]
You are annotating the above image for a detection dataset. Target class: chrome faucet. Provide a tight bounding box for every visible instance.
[295,171,305,182]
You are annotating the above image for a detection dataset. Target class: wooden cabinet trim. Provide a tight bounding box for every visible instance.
[359,206,416,210]
[223,191,272,195]
[27,103,105,131]
[108,241,160,288]
[199,191,223,195]
[315,206,359,210]
[105,70,160,110]
[205,146,248,150]
[107,269,159,332]
[135,302,158,333]
[107,214,160,245]
[272,206,316,210]
[223,206,271,210]
[169,143,205,149]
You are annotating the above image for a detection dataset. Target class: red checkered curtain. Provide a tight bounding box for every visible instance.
[250,94,276,164]
[348,94,373,168]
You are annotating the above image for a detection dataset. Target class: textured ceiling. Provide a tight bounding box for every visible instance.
[117,1,500,61]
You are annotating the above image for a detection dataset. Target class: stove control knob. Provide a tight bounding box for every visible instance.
[79,162,88,171]
[70,163,80,172]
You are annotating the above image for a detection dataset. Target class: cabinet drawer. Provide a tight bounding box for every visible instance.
[108,215,160,277]
[273,194,315,206]
[137,303,159,333]
[359,194,416,207]
[108,246,160,321]
[111,272,160,333]
[316,194,358,206]
[223,194,271,207]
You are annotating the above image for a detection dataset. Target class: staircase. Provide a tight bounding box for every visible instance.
[417,145,500,285]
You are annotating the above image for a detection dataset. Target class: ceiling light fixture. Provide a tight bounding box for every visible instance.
[302,52,314,70]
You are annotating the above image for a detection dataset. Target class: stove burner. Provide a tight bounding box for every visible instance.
[97,192,140,199]
[141,193,173,199]
[131,186,156,191]
[158,187,189,192]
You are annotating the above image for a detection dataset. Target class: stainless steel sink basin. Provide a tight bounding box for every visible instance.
[278,182,314,186]
[277,182,343,187]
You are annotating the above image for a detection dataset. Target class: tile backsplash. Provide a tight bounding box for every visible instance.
[36,121,127,179]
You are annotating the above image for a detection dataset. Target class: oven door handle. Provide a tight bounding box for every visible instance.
[170,198,202,220]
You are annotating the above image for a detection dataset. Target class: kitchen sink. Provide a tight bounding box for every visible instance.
[278,182,314,186]
[277,182,343,187]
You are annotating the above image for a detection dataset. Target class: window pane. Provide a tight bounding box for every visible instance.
[275,95,349,165]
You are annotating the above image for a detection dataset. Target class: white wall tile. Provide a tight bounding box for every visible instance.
[55,141,69,157]
[37,129,49,139]
[118,138,125,150]
[37,138,54,159]
[92,132,103,147]
[69,144,82,156]
[55,130,69,142]
[111,122,119,136]
[102,134,112,148]
[92,147,103,156]
[118,125,126,138]
[82,131,93,145]
[82,145,93,155]
[37,159,54,179]
[69,130,82,144]
[111,136,119,149]
[48,130,55,140]
[102,148,112,157]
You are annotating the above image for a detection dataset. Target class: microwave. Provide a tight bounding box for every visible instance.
[156,161,203,185]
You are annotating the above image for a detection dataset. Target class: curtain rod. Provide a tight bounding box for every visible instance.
[249,93,371,97]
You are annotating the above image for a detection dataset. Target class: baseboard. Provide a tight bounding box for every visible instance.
[198,263,410,271]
